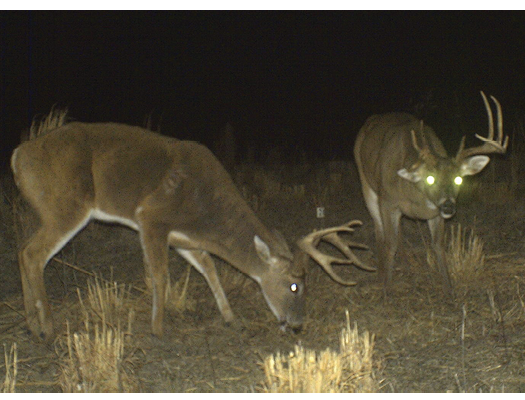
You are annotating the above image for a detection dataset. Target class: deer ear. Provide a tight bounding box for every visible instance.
[460,155,490,176]
[397,167,422,183]
[272,229,293,258]
[254,235,273,264]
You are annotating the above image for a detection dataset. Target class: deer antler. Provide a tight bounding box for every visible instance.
[410,120,427,153]
[411,120,437,166]
[456,91,508,160]
[297,220,374,286]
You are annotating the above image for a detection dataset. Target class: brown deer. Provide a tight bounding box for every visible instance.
[11,121,372,340]
[354,92,507,292]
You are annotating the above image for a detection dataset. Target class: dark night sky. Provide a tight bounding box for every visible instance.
[1,11,525,168]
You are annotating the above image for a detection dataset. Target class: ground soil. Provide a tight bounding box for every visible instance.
[1,158,525,393]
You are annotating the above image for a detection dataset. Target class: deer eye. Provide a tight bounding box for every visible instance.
[454,176,463,185]
[290,283,299,293]
[426,175,435,185]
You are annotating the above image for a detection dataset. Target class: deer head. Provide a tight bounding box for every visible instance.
[397,92,507,219]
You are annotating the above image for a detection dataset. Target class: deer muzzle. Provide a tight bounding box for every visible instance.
[280,318,303,334]
[439,198,456,219]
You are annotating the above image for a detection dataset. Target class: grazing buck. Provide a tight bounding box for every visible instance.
[11,121,372,340]
[354,92,507,291]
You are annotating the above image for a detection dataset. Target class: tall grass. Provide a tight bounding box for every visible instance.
[27,105,69,140]
[426,224,485,294]
[446,224,485,287]
[79,276,135,334]
[57,277,137,392]
[144,265,196,315]
[261,310,378,393]
[2,343,17,393]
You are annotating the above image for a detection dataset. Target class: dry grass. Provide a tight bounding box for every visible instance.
[58,320,136,393]
[262,344,345,393]
[144,265,197,315]
[446,224,485,289]
[79,276,135,334]
[425,223,485,295]
[261,310,378,393]
[27,105,69,140]
[2,343,17,393]
[57,277,138,393]
[163,265,196,314]
[143,111,162,133]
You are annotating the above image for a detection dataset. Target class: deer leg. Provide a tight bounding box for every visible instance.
[361,184,389,277]
[378,205,402,289]
[361,183,384,242]
[19,229,55,340]
[176,249,235,323]
[428,216,453,293]
[138,224,170,338]
[18,213,92,341]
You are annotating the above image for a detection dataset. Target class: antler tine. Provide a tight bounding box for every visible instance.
[494,94,504,147]
[455,135,466,160]
[457,91,508,160]
[411,121,438,167]
[297,220,374,286]
[410,129,422,153]
[418,120,428,148]
[480,91,494,142]
[474,93,508,148]
[410,121,428,152]
[322,232,375,272]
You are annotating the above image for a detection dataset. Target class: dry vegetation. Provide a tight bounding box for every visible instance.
[446,224,486,290]
[2,109,525,392]
[2,343,17,393]
[57,277,138,393]
[261,310,378,393]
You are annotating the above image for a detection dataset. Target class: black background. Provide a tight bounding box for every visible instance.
[1,11,524,168]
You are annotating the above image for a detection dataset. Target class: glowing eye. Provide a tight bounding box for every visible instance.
[426,176,435,185]
[290,283,298,293]
[454,176,463,185]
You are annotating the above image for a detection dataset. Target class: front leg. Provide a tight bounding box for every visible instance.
[176,249,235,323]
[378,204,402,290]
[428,216,453,293]
[138,224,170,338]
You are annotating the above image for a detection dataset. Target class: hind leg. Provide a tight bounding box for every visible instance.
[19,212,92,340]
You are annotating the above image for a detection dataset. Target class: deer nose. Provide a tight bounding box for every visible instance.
[280,319,303,334]
[439,199,456,218]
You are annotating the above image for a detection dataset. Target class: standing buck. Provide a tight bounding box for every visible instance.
[11,121,372,340]
[354,92,507,291]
